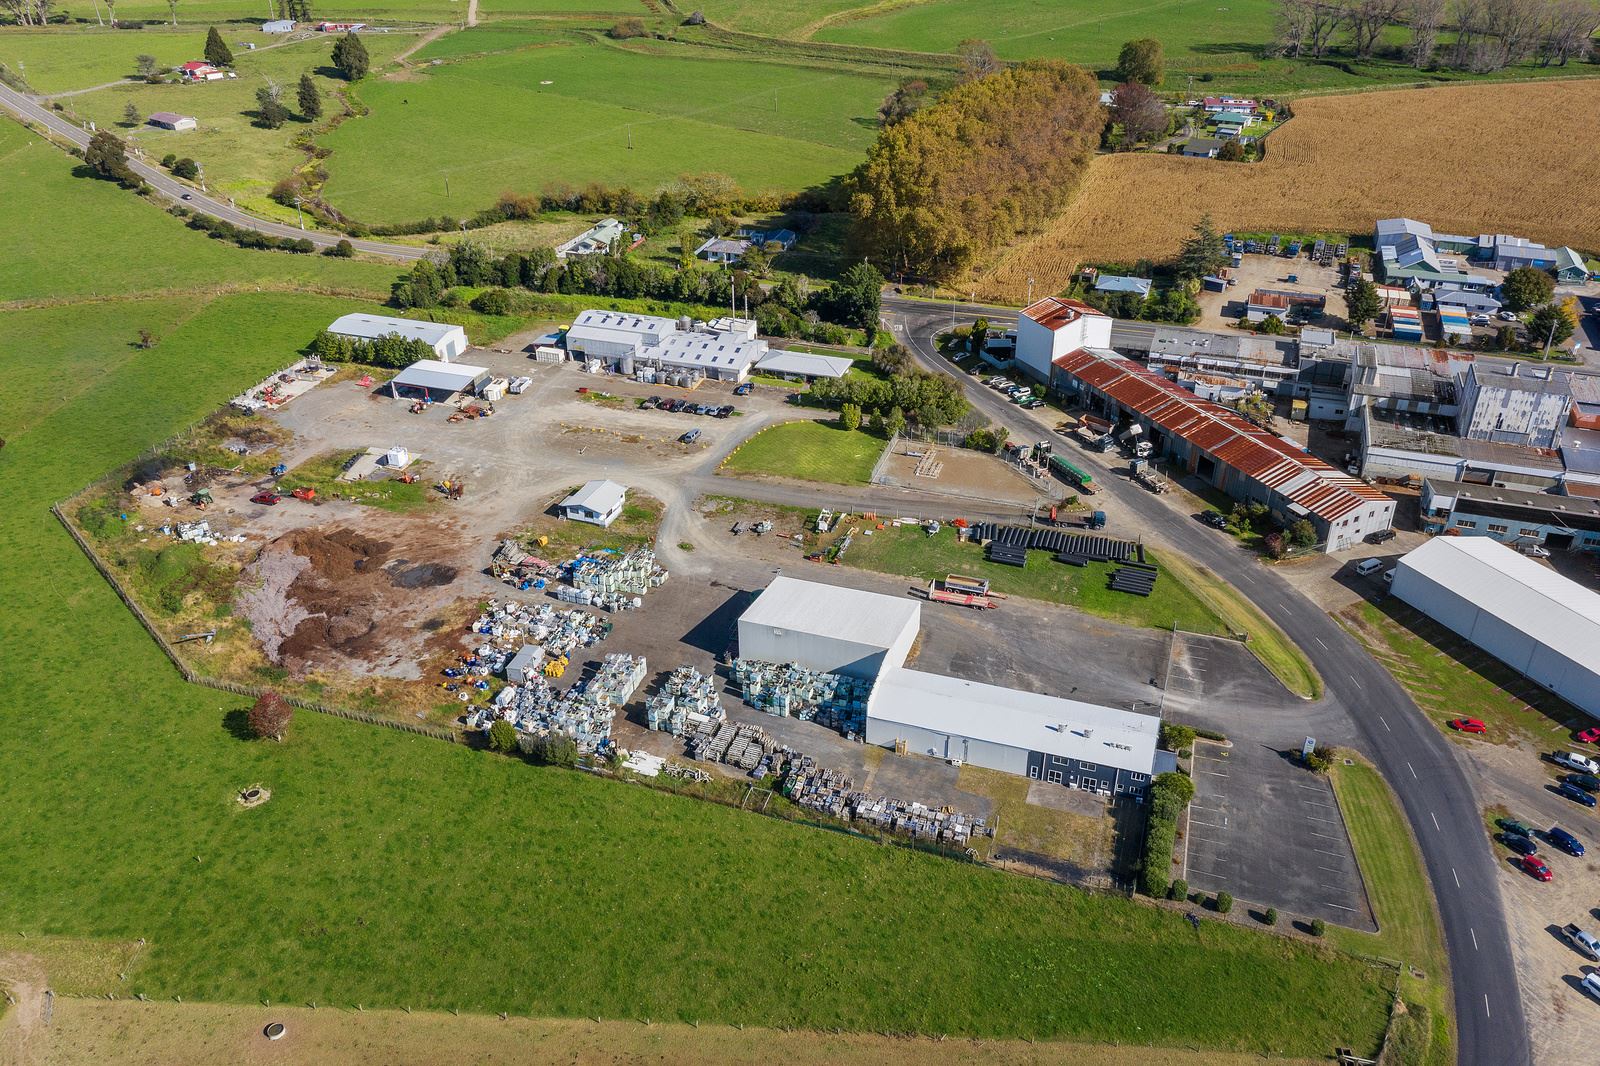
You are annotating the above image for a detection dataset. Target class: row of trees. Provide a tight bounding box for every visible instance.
[847,60,1104,280]
[811,347,971,429]
[391,240,883,337]
[1274,0,1599,71]
[252,73,322,129]
[310,330,436,367]
[1139,771,1195,898]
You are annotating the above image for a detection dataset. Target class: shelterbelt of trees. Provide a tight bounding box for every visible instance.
[846,60,1104,282]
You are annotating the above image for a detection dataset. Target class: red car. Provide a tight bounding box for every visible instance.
[1577,727,1600,745]
[1449,718,1488,734]
[1520,854,1553,881]
[250,491,282,505]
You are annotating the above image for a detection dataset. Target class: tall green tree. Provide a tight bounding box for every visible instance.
[839,402,862,431]
[331,30,369,80]
[297,73,322,119]
[1174,213,1228,280]
[122,101,141,127]
[1344,278,1382,333]
[1501,266,1555,311]
[203,26,234,67]
[84,129,139,187]
[1115,37,1165,86]
[254,84,290,129]
[1529,301,1575,348]
[822,262,884,330]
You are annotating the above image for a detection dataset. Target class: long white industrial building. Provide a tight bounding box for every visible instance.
[1391,537,1600,717]
[327,313,469,361]
[737,576,919,679]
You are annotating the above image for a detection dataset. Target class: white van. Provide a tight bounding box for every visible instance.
[1355,558,1384,577]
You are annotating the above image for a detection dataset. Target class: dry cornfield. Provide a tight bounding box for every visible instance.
[974,78,1600,302]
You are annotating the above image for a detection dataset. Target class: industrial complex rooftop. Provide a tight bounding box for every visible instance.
[739,576,921,654]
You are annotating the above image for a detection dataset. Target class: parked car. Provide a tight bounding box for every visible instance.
[1521,854,1554,881]
[1558,781,1598,808]
[1577,727,1600,745]
[715,405,732,418]
[1565,773,1600,793]
[251,491,282,505]
[1365,528,1397,544]
[1503,832,1538,856]
[1355,558,1384,576]
[1383,568,1396,585]
[1549,826,1586,856]
[1200,511,1230,529]
[1554,751,1600,775]
[1497,817,1535,838]
[734,382,752,396]
[1561,923,1600,960]
[1497,310,1519,321]
[645,396,662,409]
[1448,718,1488,734]
[1520,544,1551,559]
[678,428,701,444]
[1581,972,1600,1000]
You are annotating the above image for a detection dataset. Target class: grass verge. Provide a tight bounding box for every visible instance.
[1328,758,1452,1066]
[720,420,886,485]
[518,491,665,558]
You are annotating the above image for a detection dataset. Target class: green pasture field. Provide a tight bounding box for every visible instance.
[0,26,214,94]
[104,0,466,23]
[319,38,896,223]
[720,419,886,484]
[48,29,419,215]
[840,522,1227,635]
[689,0,869,39]
[408,22,575,60]
[0,122,395,302]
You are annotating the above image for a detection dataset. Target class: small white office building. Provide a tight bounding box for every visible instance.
[559,480,627,528]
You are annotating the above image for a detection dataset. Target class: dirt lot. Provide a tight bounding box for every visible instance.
[2,994,1325,1066]
[877,435,1043,505]
[1194,251,1345,332]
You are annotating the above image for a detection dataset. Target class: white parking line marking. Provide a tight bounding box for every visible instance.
[1309,831,1342,841]
[1314,636,1328,649]
[1483,994,1490,1019]
[1349,674,1363,690]
[1306,817,1342,826]
[1430,811,1441,831]
[1304,800,1338,809]
[1191,820,1227,830]
[1201,770,1229,778]
[1407,761,1418,779]
[1471,927,1479,951]
[1315,848,1345,857]
[1321,901,1359,912]
[1318,865,1345,874]
[1379,715,1391,732]
[1452,867,1460,888]
[1295,784,1326,792]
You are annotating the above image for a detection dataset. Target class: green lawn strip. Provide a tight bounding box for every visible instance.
[1160,553,1321,699]
[0,935,146,997]
[719,419,886,485]
[281,450,435,512]
[837,522,1226,636]
[1328,759,1453,1066]
[1335,601,1582,748]
[956,764,1110,868]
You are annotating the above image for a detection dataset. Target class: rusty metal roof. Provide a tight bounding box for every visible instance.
[1054,349,1388,522]
[1022,296,1107,332]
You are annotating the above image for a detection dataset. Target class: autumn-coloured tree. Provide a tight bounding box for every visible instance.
[248,690,292,741]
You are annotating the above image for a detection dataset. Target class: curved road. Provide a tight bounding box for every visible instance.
[0,82,430,262]
[883,294,1529,1066]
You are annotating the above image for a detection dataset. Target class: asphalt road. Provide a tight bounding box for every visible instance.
[883,294,1531,1066]
[0,82,430,262]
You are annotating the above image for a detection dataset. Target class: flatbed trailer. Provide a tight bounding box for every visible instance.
[924,581,998,610]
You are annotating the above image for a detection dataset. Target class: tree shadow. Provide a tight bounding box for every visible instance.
[222,707,256,742]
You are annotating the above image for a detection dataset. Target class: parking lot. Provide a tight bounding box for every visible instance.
[1186,740,1375,930]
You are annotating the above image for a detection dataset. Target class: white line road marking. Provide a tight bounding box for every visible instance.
[1431,811,1441,831]
[1296,784,1327,792]
[1483,994,1490,1019]
[1318,865,1345,873]
[1307,817,1342,826]
[1321,901,1359,912]
[1379,715,1391,732]
[1315,848,1345,857]
[1304,800,1338,809]
[1201,770,1229,778]
[1348,674,1363,690]
[1190,820,1227,829]
[1471,927,1479,951]
[1309,831,1342,841]
[1452,868,1460,888]
[1407,761,1418,779]
[1314,636,1328,649]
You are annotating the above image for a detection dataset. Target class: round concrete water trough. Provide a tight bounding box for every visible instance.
[264,1022,286,1041]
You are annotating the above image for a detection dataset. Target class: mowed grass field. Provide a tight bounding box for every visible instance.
[975,78,1600,302]
[0,26,215,94]
[0,122,395,302]
[720,419,887,484]
[319,38,898,222]
[0,119,1394,1056]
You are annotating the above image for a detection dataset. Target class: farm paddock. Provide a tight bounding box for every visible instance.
[976,78,1600,302]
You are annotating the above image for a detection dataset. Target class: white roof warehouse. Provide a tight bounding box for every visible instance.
[564,309,850,382]
[390,359,490,398]
[737,576,920,679]
[1392,537,1600,717]
[327,313,469,361]
[866,667,1165,794]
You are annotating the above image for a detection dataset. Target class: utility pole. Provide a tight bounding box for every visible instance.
[292,195,304,229]
[1027,276,1034,304]
[444,174,449,199]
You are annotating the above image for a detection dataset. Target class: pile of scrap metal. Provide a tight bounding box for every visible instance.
[470,599,612,663]
[490,539,556,590]
[686,719,775,771]
[467,675,616,753]
[585,653,648,709]
[564,548,669,598]
[730,658,871,737]
[782,758,991,847]
[645,665,725,736]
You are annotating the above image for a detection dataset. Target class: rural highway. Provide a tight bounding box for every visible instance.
[882,294,1531,1066]
[0,82,430,262]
